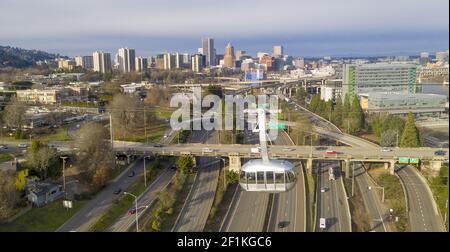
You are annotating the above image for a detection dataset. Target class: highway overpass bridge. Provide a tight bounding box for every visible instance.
[110,142,448,176]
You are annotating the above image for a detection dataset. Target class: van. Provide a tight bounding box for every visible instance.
[319,218,326,229]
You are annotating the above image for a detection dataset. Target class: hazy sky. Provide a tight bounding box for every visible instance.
[0,0,448,57]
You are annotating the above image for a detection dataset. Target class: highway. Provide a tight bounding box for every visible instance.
[57,158,146,232]
[108,167,175,232]
[396,165,446,232]
[353,162,390,232]
[268,131,306,232]
[172,130,221,232]
[221,129,269,232]
[316,160,352,232]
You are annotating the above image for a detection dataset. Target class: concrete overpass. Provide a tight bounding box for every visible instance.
[109,142,448,177]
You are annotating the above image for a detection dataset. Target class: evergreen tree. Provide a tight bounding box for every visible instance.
[400,112,420,147]
[333,95,344,127]
[343,93,351,118]
[309,94,321,112]
[350,95,364,133]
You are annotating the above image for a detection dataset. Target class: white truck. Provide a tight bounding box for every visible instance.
[328,167,335,181]
[250,147,261,153]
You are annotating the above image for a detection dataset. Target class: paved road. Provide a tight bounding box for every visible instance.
[108,166,175,232]
[396,165,445,232]
[316,160,352,232]
[57,159,145,232]
[353,162,390,232]
[172,130,221,232]
[268,131,306,232]
[221,129,269,232]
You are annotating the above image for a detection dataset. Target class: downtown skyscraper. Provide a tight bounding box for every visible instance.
[92,51,112,73]
[202,37,216,67]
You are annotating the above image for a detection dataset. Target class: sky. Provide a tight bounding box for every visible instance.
[0,0,448,57]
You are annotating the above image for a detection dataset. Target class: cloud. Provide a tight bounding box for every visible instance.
[0,0,448,38]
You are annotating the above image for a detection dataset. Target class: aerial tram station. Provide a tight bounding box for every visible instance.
[239,107,297,192]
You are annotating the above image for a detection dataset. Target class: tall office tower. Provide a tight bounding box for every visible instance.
[135,57,148,72]
[202,37,216,66]
[75,56,93,69]
[260,54,274,71]
[93,51,112,73]
[342,63,418,100]
[273,45,283,58]
[419,52,429,65]
[436,51,449,63]
[223,42,236,68]
[191,54,205,72]
[118,48,136,72]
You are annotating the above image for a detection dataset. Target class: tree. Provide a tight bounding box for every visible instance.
[26,141,58,179]
[75,122,113,190]
[343,93,351,118]
[0,170,20,220]
[152,219,161,231]
[3,97,26,129]
[400,112,420,147]
[309,94,321,112]
[225,170,239,184]
[108,93,155,136]
[176,155,194,174]
[381,129,399,147]
[333,95,344,127]
[350,95,364,133]
[295,87,308,106]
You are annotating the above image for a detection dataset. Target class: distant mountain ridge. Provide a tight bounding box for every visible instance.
[0,45,65,68]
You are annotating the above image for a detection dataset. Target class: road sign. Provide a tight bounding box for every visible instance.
[268,122,285,129]
[398,157,409,164]
[409,158,420,164]
[63,200,73,209]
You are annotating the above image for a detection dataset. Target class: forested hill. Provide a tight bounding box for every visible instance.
[0,45,64,68]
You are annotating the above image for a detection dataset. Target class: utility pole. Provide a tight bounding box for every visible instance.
[144,106,147,144]
[61,156,68,199]
[109,113,114,149]
[351,162,355,197]
[143,156,147,188]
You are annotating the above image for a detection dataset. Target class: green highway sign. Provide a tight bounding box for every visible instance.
[409,158,420,164]
[399,157,409,164]
[268,122,285,129]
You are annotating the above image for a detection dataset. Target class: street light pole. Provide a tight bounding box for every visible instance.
[124,192,139,232]
[143,157,147,188]
[352,162,355,197]
[60,156,68,198]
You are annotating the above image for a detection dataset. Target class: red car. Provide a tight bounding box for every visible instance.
[326,151,339,155]
[127,208,137,216]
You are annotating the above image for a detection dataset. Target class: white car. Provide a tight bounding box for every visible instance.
[18,143,28,148]
[0,145,7,150]
[320,187,327,193]
[380,147,392,152]
[202,148,214,153]
[319,218,327,229]
[282,148,295,152]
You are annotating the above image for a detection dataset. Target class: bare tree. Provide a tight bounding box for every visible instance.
[3,97,27,129]
[0,170,20,220]
[75,122,113,190]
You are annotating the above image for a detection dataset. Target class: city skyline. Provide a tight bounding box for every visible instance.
[0,0,448,57]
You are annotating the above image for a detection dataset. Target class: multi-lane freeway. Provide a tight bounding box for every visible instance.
[221,129,269,232]
[353,162,390,232]
[396,165,446,232]
[316,160,352,232]
[172,130,221,232]
[268,131,306,232]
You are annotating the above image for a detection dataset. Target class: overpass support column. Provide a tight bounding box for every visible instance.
[430,160,443,173]
[289,87,292,98]
[229,155,241,173]
[306,158,313,174]
[343,159,350,179]
[389,160,396,175]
